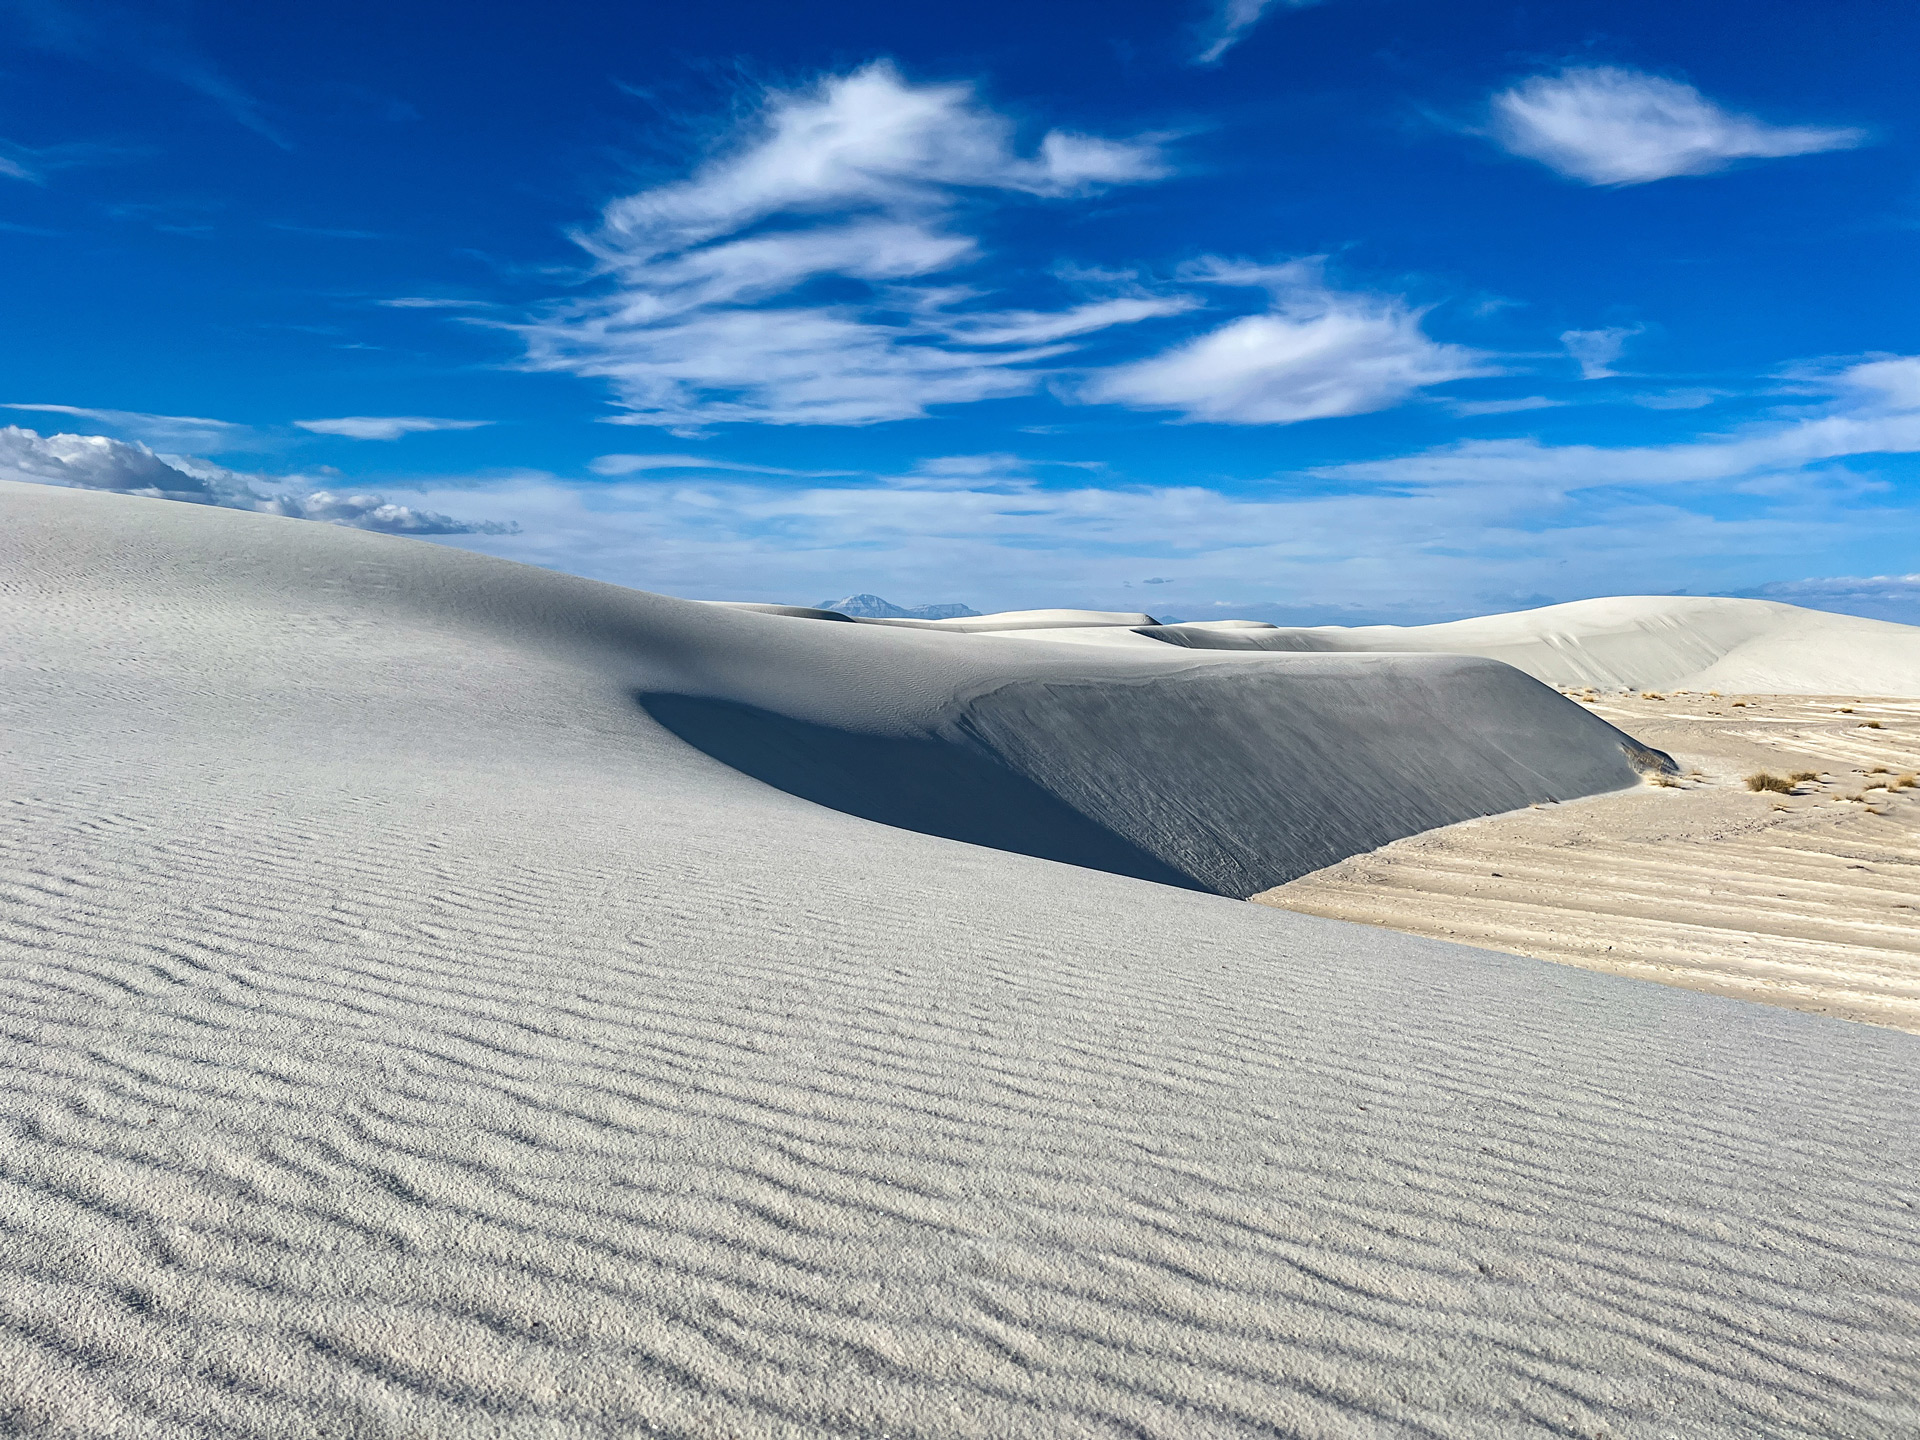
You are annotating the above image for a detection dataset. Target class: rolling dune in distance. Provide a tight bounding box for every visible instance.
[4,479,1919,1439]
[1107,596,1920,697]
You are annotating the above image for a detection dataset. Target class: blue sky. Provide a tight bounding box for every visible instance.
[3,0,1919,622]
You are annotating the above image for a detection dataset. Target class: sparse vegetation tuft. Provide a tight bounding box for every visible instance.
[1640,691,1667,700]
[1896,772,1919,790]
[1788,770,1820,783]
[1647,773,1682,788]
[1861,720,1885,729]
[1746,771,1794,794]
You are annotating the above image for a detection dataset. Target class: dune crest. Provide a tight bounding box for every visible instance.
[1135,595,1920,696]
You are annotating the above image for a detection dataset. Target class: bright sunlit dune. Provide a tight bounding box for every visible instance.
[4,480,1919,1438]
[981,595,1920,697]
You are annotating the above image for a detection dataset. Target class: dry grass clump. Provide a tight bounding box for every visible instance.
[1838,707,1855,714]
[1746,771,1794,794]
[1639,691,1667,700]
[1895,772,1919,790]
[1788,770,1821,783]
[1860,720,1885,729]
[1647,772,1683,788]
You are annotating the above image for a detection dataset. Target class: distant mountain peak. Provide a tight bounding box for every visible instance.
[816,594,980,620]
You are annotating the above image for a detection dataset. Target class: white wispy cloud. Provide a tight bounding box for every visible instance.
[1734,574,1920,625]
[1081,260,1489,424]
[294,416,494,440]
[1489,67,1865,185]
[519,62,1176,430]
[588,453,856,477]
[1450,396,1566,417]
[378,296,491,309]
[4,1,289,149]
[1318,355,1920,488]
[390,445,1895,623]
[2,401,248,451]
[1194,0,1318,65]
[0,136,144,185]
[0,424,513,534]
[1561,325,1642,379]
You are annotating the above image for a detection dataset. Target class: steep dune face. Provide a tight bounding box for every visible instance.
[640,640,1663,897]
[0,475,1647,900]
[1140,595,1920,695]
[5,482,1919,1438]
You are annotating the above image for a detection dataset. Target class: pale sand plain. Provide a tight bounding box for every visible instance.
[1256,692,1920,1032]
[3,480,1919,1438]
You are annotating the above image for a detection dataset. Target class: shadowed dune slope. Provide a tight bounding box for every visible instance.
[0,479,1646,901]
[1139,595,1920,695]
[4,481,1919,1439]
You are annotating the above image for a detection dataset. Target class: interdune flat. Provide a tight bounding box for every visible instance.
[4,481,1919,1438]
[1258,690,1920,1032]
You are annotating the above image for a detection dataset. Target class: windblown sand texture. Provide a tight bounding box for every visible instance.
[1258,691,1920,1032]
[4,480,1919,1438]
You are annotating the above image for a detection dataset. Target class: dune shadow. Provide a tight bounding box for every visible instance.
[637,692,1200,890]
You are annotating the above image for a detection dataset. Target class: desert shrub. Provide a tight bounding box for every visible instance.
[1896,772,1919,790]
[1861,720,1885,729]
[1746,771,1793,793]
[1640,691,1667,700]
[1647,773,1682,788]
[1788,770,1820,783]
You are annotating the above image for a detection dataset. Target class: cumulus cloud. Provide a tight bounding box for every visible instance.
[1081,260,1488,424]
[0,423,514,535]
[1195,0,1318,65]
[1489,67,1865,186]
[519,62,1177,429]
[1561,325,1642,379]
[294,415,494,440]
[0,424,222,501]
[253,490,517,535]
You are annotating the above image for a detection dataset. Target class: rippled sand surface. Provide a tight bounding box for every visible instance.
[4,483,1918,1438]
[1258,691,1920,1032]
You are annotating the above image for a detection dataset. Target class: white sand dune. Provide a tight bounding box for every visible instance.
[1132,595,1920,696]
[4,480,1919,1438]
